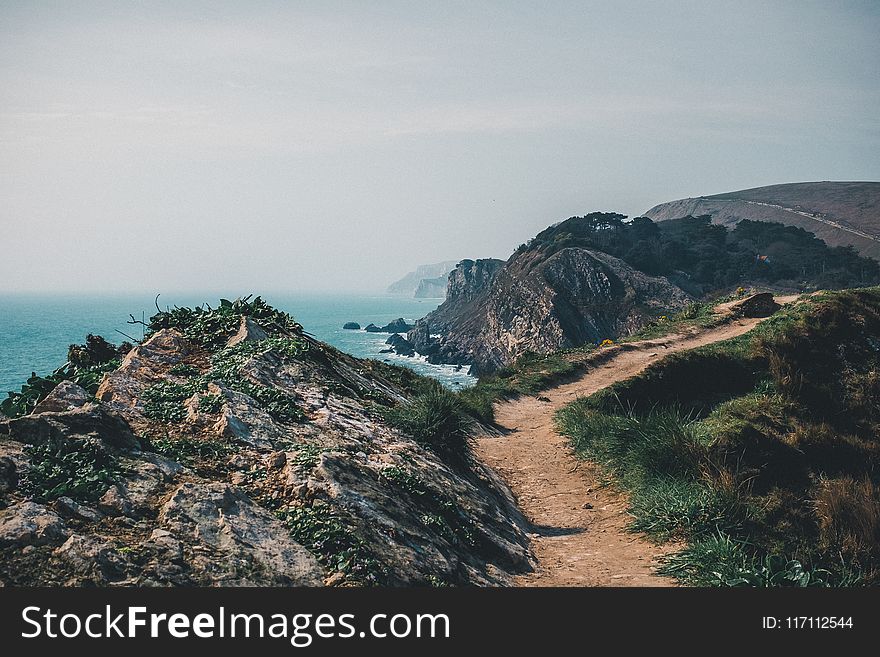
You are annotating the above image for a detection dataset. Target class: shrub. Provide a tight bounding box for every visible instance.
[145,435,230,463]
[385,387,473,466]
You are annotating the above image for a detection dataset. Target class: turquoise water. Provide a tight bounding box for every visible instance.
[0,293,474,395]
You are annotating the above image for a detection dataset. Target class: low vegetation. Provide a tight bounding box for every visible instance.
[556,287,880,586]
[1,334,129,417]
[384,385,475,468]
[22,434,120,503]
[520,213,880,295]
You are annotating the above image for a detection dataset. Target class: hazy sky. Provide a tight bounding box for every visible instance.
[2,1,878,293]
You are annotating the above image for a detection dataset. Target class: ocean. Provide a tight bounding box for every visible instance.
[0,292,475,395]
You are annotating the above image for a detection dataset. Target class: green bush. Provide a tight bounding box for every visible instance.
[385,387,473,466]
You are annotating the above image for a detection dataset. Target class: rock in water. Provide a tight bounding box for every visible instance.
[386,333,416,356]
[364,323,382,332]
[380,318,414,333]
[342,322,361,330]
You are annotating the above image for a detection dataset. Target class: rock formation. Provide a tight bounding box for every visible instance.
[409,251,690,374]
[386,261,459,297]
[0,305,532,586]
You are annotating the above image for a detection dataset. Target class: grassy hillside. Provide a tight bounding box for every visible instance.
[520,213,879,296]
[645,182,880,261]
[556,288,880,586]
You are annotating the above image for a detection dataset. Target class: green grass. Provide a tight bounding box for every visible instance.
[555,287,880,586]
[384,386,474,467]
[657,534,860,587]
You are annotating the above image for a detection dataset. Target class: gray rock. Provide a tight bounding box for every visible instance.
[54,535,127,580]
[31,381,91,414]
[211,385,283,449]
[380,318,413,333]
[0,501,69,548]
[731,292,781,318]
[0,456,18,494]
[98,484,134,517]
[96,329,190,421]
[226,315,269,347]
[159,482,324,586]
[342,322,360,330]
[2,404,139,451]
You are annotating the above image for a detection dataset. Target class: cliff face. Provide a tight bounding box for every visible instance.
[644,182,880,261]
[409,250,690,374]
[0,305,532,586]
[413,276,448,298]
[386,261,459,297]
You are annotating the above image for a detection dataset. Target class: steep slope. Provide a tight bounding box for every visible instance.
[409,245,690,374]
[0,298,532,586]
[645,182,880,260]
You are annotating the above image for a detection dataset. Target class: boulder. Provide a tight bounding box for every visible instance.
[730,292,781,318]
[54,497,103,523]
[364,323,382,333]
[2,404,139,451]
[342,322,361,330]
[0,501,69,548]
[226,315,269,347]
[159,482,324,586]
[31,381,91,415]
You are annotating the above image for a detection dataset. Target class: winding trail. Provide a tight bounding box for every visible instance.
[476,296,800,586]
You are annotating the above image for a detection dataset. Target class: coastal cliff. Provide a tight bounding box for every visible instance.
[408,210,880,374]
[0,298,532,586]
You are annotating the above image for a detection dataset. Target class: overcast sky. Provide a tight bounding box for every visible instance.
[1,1,878,293]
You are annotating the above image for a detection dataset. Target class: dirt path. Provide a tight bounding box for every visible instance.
[476,297,800,586]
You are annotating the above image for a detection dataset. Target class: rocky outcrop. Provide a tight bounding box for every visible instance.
[729,292,781,318]
[226,315,269,347]
[342,322,360,330]
[414,276,448,298]
[387,261,459,297]
[31,381,90,414]
[0,306,532,587]
[363,318,413,334]
[158,482,324,586]
[409,250,689,374]
[385,334,416,357]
